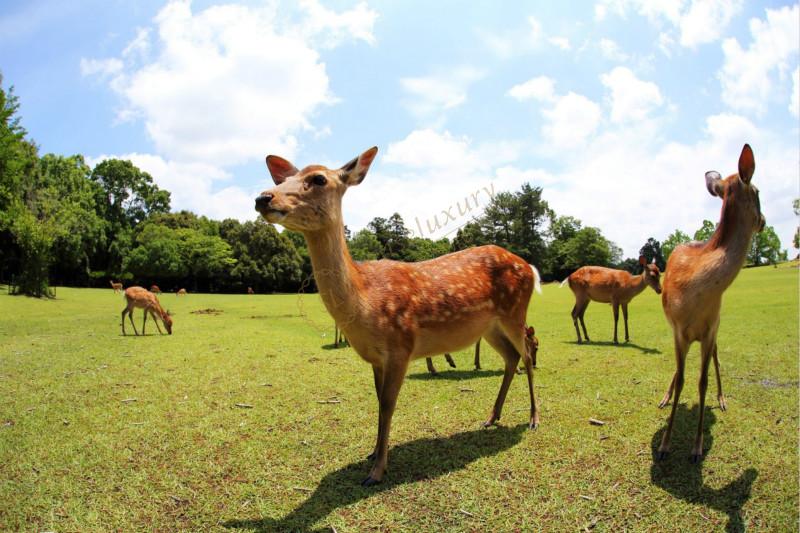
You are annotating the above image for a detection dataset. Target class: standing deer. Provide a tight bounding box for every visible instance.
[176,288,187,296]
[121,286,173,336]
[247,287,255,295]
[109,280,123,293]
[657,144,764,462]
[562,256,662,344]
[255,147,542,486]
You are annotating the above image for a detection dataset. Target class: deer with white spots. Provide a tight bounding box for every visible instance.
[255,147,542,486]
[657,144,765,462]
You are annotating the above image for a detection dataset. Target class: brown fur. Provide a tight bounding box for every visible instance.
[176,288,187,296]
[149,285,161,294]
[109,280,123,293]
[121,286,172,335]
[257,147,541,486]
[566,257,661,344]
[657,144,765,462]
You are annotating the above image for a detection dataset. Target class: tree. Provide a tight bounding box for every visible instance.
[639,238,666,271]
[748,225,782,266]
[662,229,691,262]
[479,184,551,264]
[349,228,382,260]
[404,237,450,262]
[693,220,716,242]
[451,220,488,251]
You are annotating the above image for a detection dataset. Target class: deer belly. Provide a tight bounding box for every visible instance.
[411,316,490,358]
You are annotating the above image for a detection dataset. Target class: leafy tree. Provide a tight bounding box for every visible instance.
[367,213,410,259]
[639,237,666,271]
[693,219,716,242]
[748,225,782,266]
[451,220,488,251]
[662,229,691,262]
[480,184,551,264]
[349,228,382,261]
[405,237,451,262]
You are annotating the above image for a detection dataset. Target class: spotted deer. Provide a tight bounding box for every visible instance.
[109,280,123,293]
[657,144,764,462]
[255,147,542,486]
[121,286,173,336]
[562,256,662,344]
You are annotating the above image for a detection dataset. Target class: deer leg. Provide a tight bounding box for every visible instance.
[482,328,521,427]
[659,372,677,408]
[425,358,437,374]
[579,301,590,342]
[571,304,582,343]
[691,336,714,462]
[121,309,128,335]
[444,353,456,368]
[622,303,630,342]
[658,335,688,460]
[712,343,726,411]
[363,358,408,487]
[128,308,139,336]
[367,365,383,461]
[612,303,620,344]
[151,310,164,334]
[142,309,147,336]
[520,347,539,429]
[474,339,481,370]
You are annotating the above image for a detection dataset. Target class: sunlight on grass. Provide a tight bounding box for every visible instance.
[1,264,797,531]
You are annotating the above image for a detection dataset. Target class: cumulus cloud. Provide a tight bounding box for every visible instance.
[400,66,486,124]
[719,4,800,116]
[600,66,664,122]
[507,76,556,102]
[479,15,572,58]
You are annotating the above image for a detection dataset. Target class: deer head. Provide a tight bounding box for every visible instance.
[524,325,539,366]
[255,147,379,232]
[639,256,662,294]
[705,143,765,234]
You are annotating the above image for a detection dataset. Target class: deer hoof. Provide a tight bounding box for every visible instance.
[718,395,727,411]
[361,475,381,487]
[528,421,539,430]
[658,399,669,409]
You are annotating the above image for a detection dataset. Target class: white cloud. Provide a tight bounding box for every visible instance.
[542,93,603,148]
[719,4,800,116]
[80,58,123,77]
[600,66,664,122]
[595,0,743,49]
[507,76,556,102]
[400,66,485,123]
[791,68,800,118]
[383,129,485,174]
[548,36,571,51]
[598,38,629,62]
[82,0,376,166]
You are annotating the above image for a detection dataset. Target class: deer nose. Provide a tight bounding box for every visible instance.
[255,193,273,211]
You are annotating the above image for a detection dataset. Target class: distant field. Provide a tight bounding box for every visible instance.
[1,263,797,532]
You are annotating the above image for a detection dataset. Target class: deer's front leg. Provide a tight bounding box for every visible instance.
[711,343,726,411]
[368,365,383,461]
[612,302,620,344]
[363,358,408,487]
[425,358,437,374]
[444,353,456,368]
[474,339,481,370]
[622,303,630,342]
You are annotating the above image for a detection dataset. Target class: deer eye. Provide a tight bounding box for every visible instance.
[310,175,327,186]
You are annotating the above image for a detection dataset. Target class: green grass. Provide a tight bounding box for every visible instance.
[1,263,797,532]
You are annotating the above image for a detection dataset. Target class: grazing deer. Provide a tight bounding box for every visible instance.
[562,256,662,344]
[255,147,542,486]
[247,287,255,295]
[149,284,161,294]
[176,288,187,296]
[657,144,764,462]
[109,280,123,293]
[121,286,173,336]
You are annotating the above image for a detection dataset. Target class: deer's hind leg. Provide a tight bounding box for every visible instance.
[482,322,537,428]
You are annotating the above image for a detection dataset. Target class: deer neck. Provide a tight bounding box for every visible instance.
[705,193,756,280]
[303,217,364,322]
[628,273,649,297]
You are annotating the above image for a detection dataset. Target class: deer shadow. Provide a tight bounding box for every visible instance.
[563,339,661,355]
[650,403,757,532]
[222,424,528,532]
[406,368,504,381]
[320,343,349,350]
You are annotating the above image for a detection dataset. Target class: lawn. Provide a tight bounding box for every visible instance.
[0,263,797,532]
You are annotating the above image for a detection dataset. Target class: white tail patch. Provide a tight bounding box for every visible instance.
[559,277,569,288]
[530,264,542,295]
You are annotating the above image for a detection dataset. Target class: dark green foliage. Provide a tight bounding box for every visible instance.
[639,237,666,271]
[748,225,783,266]
[693,219,716,242]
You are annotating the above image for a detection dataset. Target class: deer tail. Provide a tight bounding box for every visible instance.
[529,264,542,295]
[559,277,570,288]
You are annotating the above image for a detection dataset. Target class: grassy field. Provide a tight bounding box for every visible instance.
[0,263,797,532]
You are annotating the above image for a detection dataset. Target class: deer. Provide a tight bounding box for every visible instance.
[255,146,542,486]
[109,280,123,293]
[247,287,255,295]
[149,284,161,294]
[657,144,764,462]
[176,288,187,296]
[426,330,539,374]
[561,256,662,344]
[121,286,173,336]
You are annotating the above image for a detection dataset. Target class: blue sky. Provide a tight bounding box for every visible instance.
[1,0,798,256]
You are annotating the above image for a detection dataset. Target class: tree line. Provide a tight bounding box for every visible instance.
[0,77,790,297]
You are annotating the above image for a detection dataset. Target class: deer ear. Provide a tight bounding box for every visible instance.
[738,143,755,184]
[705,171,723,197]
[266,155,299,185]
[340,146,378,186]
[638,255,646,266]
